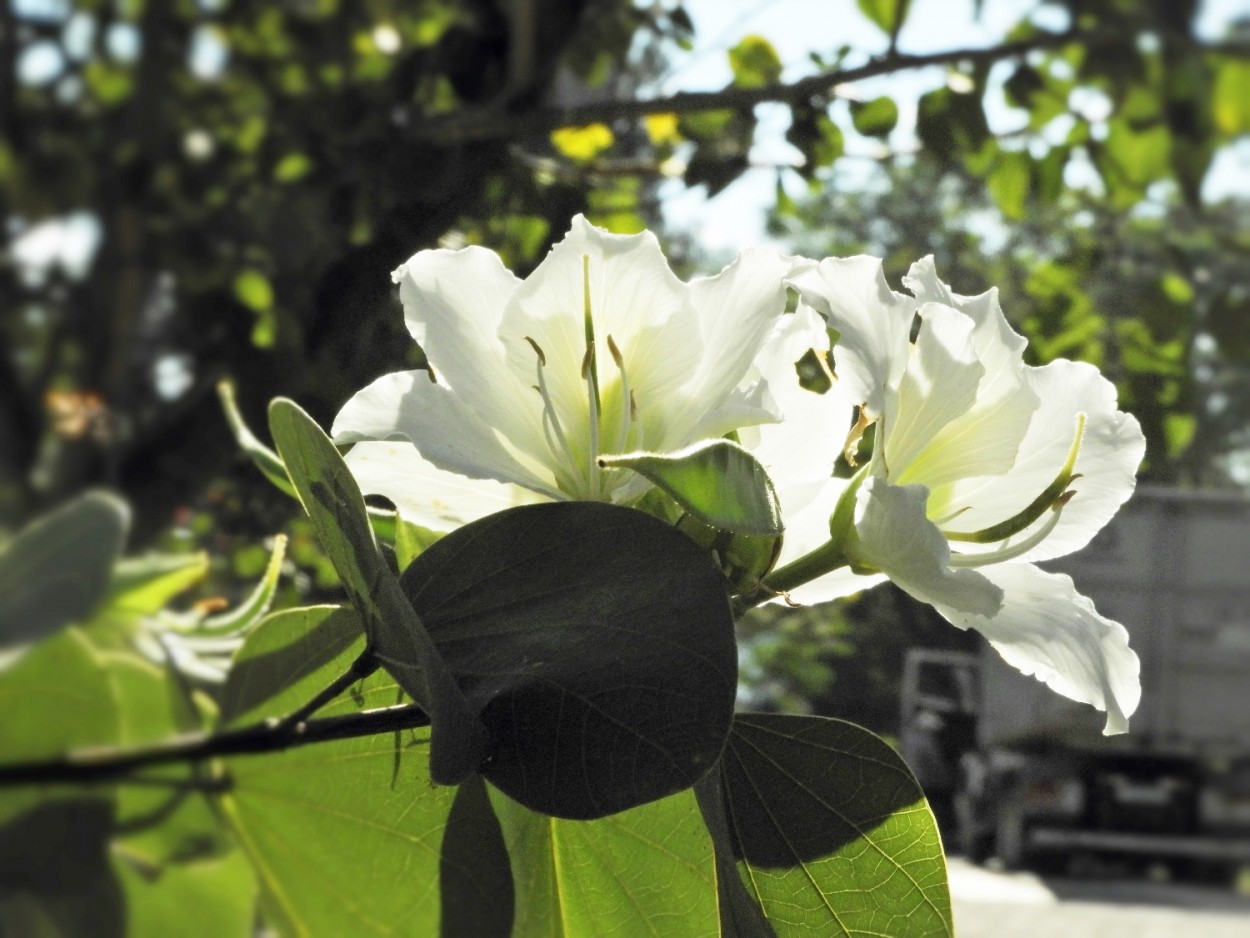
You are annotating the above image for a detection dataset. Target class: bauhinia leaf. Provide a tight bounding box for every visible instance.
[267,398,487,785]
[219,605,458,937]
[402,501,738,820]
[0,492,129,662]
[488,784,719,938]
[714,714,952,938]
[601,438,783,536]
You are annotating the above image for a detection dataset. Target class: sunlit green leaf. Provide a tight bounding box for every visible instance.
[0,492,129,661]
[218,380,296,498]
[0,630,120,825]
[489,785,719,937]
[713,714,952,937]
[601,439,783,536]
[218,605,360,726]
[268,398,488,785]
[220,606,458,937]
[106,653,256,937]
[401,501,737,820]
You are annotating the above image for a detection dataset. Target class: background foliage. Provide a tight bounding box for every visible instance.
[1,0,1247,932]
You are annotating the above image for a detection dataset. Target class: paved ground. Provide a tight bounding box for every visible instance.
[948,857,1250,937]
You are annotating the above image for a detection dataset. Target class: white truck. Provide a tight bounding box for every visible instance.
[900,486,1250,874]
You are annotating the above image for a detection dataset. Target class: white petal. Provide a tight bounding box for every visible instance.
[788,256,916,418]
[940,360,1145,561]
[331,370,561,498]
[741,305,853,496]
[673,247,793,432]
[886,303,985,483]
[344,442,546,532]
[849,478,1003,617]
[897,263,1040,503]
[904,256,1029,402]
[932,564,1140,734]
[501,216,700,454]
[393,244,540,448]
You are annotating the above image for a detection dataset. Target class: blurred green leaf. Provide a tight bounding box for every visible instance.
[0,799,123,938]
[103,553,209,616]
[106,653,257,937]
[856,0,908,34]
[916,85,989,162]
[849,96,899,137]
[729,35,783,88]
[232,269,274,313]
[0,630,120,825]
[273,152,313,182]
[711,714,951,937]
[0,492,129,660]
[988,150,1031,220]
[488,785,719,937]
[401,501,738,820]
[268,398,488,785]
[1214,59,1250,135]
[550,124,614,161]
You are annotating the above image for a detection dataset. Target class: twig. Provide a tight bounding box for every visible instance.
[0,703,432,788]
[408,29,1101,143]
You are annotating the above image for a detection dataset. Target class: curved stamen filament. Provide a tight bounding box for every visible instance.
[527,335,585,491]
[607,334,635,454]
[948,494,1070,568]
[944,412,1087,544]
[582,254,603,497]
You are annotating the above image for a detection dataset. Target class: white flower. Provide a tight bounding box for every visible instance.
[331,216,802,530]
[783,255,1146,734]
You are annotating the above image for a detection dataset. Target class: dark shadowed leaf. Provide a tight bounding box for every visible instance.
[267,397,487,784]
[439,774,514,937]
[401,501,738,820]
[717,714,952,937]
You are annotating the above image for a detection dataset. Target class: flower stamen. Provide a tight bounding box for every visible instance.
[607,334,635,454]
[526,335,584,491]
[945,412,1087,544]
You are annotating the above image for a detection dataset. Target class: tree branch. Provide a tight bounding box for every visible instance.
[0,703,432,788]
[408,29,1093,143]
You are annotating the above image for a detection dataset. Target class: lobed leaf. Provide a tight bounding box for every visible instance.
[707,714,952,937]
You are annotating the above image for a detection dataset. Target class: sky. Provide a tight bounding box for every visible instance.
[655,0,1250,253]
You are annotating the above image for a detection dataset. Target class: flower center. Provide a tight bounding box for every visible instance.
[524,254,640,501]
